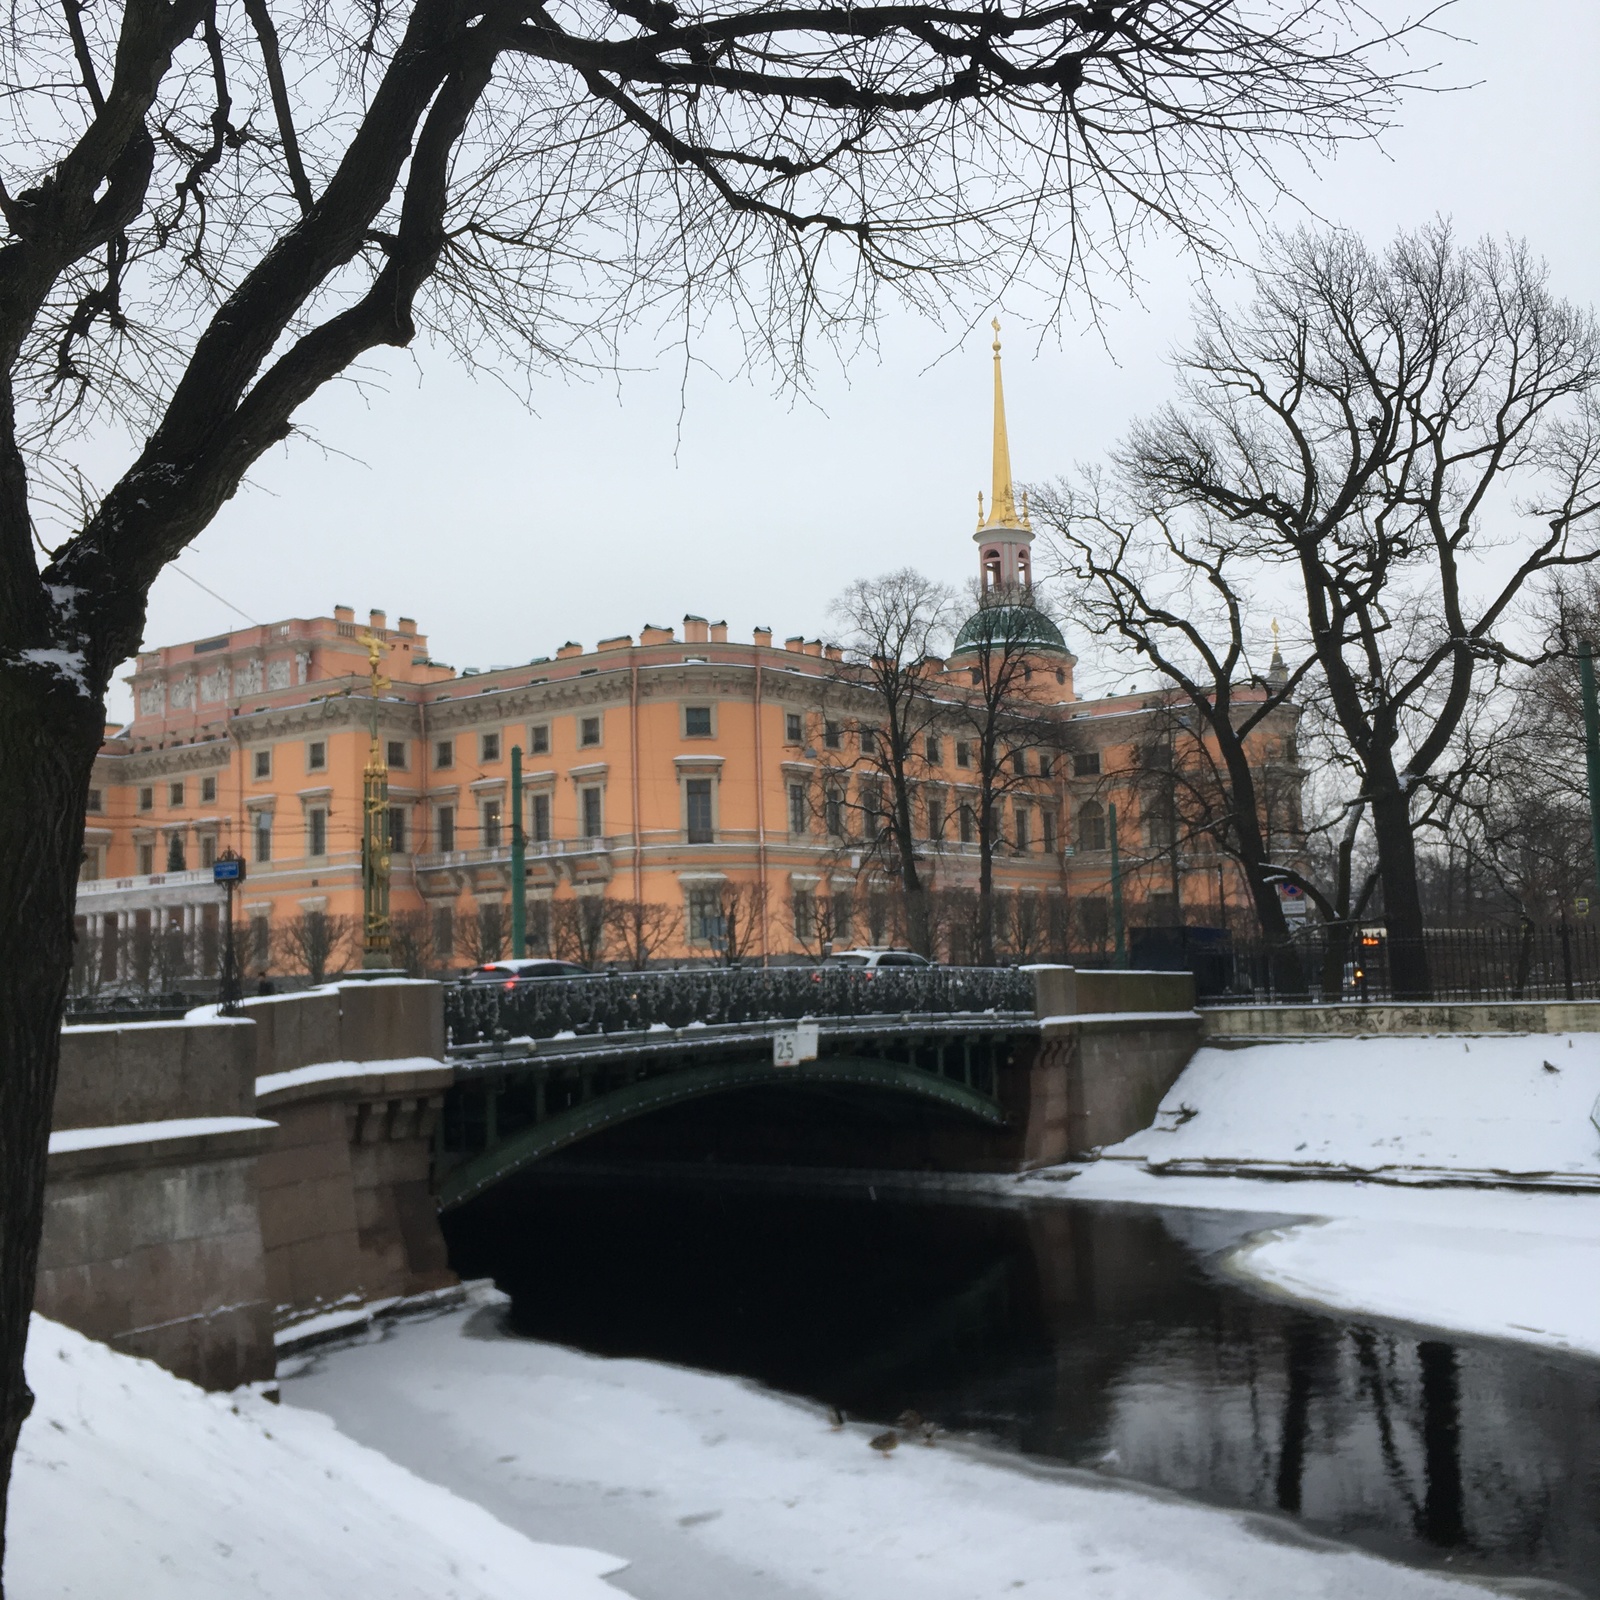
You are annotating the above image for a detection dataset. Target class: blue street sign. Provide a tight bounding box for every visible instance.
[213,858,244,883]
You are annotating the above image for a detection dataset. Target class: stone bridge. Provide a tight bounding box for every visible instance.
[38,964,1200,1394]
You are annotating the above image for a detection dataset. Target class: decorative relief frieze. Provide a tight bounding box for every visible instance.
[136,681,166,718]
[233,659,264,697]
[266,659,292,691]
[199,666,229,703]
[168,673,196,711]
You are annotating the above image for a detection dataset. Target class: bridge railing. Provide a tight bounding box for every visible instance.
[444,965,1035,1046]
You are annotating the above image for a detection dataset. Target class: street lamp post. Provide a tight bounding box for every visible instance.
[213,847,245,1014]
[510,745,526,958]
[1580,641,1600,898]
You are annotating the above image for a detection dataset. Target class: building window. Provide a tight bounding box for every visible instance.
[959,803,976,844]
[687,887,722,944]
[955,741,971,769]
[1077,801,1107,853]
[168,780,184,807]
[436,805,455,853]
[138,786,154,812]
[685,778,713,843]
[1145,796,1176,850]
[432,907,455,963]
[927,796,945,840]
[578,716,601,748]
[823,721,841,750]
[200,776,217,804]
[859,724,880,757]
[925,734,942,766]
[86,788,103,813]
[253,815,272,862]
[792,888,814,940]
[307,808,327,857]
[166,834,186,871]
[307,740,327,772]
[200,834,217,869]
[435,738,454,769]
[532,792,551,843]
[1038,753,1054,778]
[138,842,155,875]
[388,806,407,853]
[253,749,271,780]
[79,847,101,882]
[530,723,550,755]
[580,786,603,840]
[480,732,501,764]
[785,713,803,745]
[1012,749,1028,776]
[250,914,270,970]
[1014,807,1031,852]
[386,740,408,769]
[481,799,502,849]
[788,783,808,835]
[1074,750,1101,777]
[1042,810,1057,853]
[824,785,846,839]
[684,705,713,738]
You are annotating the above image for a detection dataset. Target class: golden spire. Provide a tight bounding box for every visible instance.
[983,318,1026,531]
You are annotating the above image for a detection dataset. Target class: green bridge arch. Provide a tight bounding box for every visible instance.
[436,1054,1007,1211]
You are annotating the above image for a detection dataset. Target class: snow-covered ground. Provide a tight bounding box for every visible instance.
[7,1310,628,1599]
[1105,1032,1600,1184]
[281,1294,1518,1600]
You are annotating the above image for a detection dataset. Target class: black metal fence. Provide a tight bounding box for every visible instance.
[1174,921,1600,1005]
[444,964,1036,1047]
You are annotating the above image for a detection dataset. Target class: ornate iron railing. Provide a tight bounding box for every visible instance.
[444,965,1035,1046]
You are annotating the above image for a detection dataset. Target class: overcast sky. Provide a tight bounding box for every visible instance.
[106,1,1600,720]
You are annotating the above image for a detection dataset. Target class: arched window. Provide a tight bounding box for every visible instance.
[1017,547,1032,588]
[1077,801,1106,853]
[982,548,1002,591]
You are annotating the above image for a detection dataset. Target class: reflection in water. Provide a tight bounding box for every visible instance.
[445,1174,1600,1595]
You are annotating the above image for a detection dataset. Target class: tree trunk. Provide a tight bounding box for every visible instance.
[1369,787,1431,998]
[977,827,996,966]
[0,667,104,1577]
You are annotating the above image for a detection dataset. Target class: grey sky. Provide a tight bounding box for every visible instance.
[110,1,1600,719]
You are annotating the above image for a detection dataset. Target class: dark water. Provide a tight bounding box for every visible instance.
[445,1171,1600,1595]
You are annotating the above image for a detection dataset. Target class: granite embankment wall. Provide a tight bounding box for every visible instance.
[37,980,454,1390]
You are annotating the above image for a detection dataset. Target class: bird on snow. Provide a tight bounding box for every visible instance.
[895,1408,923,1431]
[827,1405,846,1431]
[869,1430,899,1457]
[1543,1060,1561,1073]
[920,1421,939,1447]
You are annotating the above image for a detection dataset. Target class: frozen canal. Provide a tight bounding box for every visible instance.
[283,1169,1600,1599]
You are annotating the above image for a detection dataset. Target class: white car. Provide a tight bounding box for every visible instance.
[817,948,933,972]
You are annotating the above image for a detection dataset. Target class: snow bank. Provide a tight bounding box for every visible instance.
[6,1314,628,1599]
[48,1116,275,1154]
[256,1056,445,1098]
[285,1298,1495,1600]
[1229,1216,1600,1359]
[1105,1033,1600,1183]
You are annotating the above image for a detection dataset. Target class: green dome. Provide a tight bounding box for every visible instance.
[951,601,1068,657]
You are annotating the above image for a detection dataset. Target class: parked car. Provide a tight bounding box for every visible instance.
[812,948,933,981]
[461,958,587,988]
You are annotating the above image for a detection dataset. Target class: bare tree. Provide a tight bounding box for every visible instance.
[607,900,681,972]
[388,909,438,978]
[461,903,509,967]
[707,880,769,966]
[273,911,356,984]
[944,586,1075,963]
[1038,481,1316,978]
[551,896,610,969]
[826,570,957,954]
[1102,224,1600,995]
[0,0,1437,1554]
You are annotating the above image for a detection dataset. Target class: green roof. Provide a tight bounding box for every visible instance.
[951,601,1068,657]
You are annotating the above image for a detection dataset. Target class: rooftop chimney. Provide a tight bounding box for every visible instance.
[397,616,417,636]
[784,635,805,653]
[555,641,584,659]
[753,627,773,648]
[640,623,674,646]
[710,621,728,644]
[683,614,710,644]
[369,609,387,632]
[334,604,354,623]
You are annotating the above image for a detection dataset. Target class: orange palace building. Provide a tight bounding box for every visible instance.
[76,341,1294,978]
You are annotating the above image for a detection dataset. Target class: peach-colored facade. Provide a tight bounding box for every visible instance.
[76,600,1284,979]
